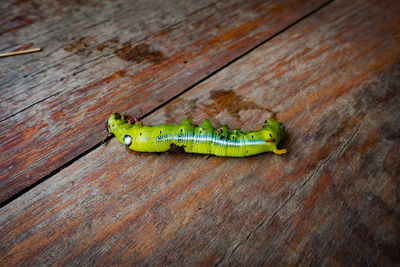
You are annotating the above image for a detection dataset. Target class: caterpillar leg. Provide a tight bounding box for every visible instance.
[168,143,186,153]
[273,149,287,154]
[122,114,141,125]
[102,123,113,144]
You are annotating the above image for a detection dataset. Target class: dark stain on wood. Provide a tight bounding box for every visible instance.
[13,43,34,51]
[65,36,121,56]
[208,89,263,120]
[0,15,36,35]
[115,43,165,63]
[96,37,119,51]
[82,69,129,89]
[96,44,107,51]
[12,0,41,9]
[64,37,92,55]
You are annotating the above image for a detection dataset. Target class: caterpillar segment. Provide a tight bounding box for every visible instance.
[107,113,287,157]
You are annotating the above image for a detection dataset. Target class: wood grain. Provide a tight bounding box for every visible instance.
[0,0,219,120]
[222,90,400,265]
[0,0,328,203]
[1,0,399,265]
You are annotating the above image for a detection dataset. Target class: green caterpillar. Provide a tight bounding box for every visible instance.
[107,113,287,157]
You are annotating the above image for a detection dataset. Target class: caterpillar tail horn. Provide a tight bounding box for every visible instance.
[273,149,287,155]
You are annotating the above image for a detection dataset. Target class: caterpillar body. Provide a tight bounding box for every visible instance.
[107,113,287,157]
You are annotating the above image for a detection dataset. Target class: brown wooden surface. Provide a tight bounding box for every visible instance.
[0,0,219,119]
[0,0,328,204]
[1,0,400,265]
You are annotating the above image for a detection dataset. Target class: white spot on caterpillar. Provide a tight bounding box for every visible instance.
[124,135,132,146]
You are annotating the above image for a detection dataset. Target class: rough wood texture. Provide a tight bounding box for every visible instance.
[0,0,328,204]
[0,0,219,119]
[1,0,399,265]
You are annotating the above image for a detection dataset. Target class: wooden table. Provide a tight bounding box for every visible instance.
[1,0,399,265]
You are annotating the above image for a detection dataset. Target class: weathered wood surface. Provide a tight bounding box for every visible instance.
[0,0,219,119]
[1,0,399,265]
[0,0,329,204]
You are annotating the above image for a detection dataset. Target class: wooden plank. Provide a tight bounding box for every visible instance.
[0,0,219,120]
[0,0,220,202]
[222,89,400,265]
[1,0,399,265]
[0,0,329,203]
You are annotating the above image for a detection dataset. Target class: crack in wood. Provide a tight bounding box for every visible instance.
[0,91,63,123]
[0,132,113,208]
[215,123,361,266]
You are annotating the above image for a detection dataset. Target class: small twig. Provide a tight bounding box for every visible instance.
[0,48,41,58]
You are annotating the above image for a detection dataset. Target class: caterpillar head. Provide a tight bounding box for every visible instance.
[107,113,133,147]
[263,118,287,154]
[107,113,123,133]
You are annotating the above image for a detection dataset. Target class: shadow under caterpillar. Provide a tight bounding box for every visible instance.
[106,113,287,157]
